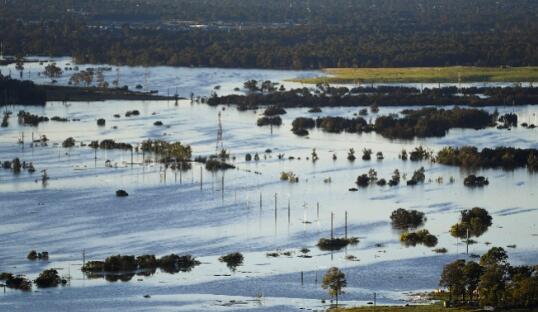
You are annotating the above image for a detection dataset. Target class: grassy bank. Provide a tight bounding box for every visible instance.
[332,305,465,312]
[332,304,538,312]
[293,67,538,84]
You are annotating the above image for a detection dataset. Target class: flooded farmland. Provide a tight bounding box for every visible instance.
[1,61,538,311]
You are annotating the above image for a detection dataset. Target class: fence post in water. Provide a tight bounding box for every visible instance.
[301,271,304,286]
[259,193,262,210]
[221,175,224,200]
[345,211,348,239]
[287,199,291,225]
[82,249,86,267]
[331,212,334,239]
[130,147,133,168]
[200,166,203,191]
[317,202,320,221]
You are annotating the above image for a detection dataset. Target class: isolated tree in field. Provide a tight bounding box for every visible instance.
[322,267,346,307]
[43,63,63,81]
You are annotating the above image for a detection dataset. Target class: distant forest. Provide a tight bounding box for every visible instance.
[1,0,537,69]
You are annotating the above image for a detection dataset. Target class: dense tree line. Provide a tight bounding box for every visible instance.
[208,85,538,110]
[290,107,496,139]
[1,0,538,69]
[436,146,538,171]
[374,108,494,139]
[3,0,536,27]
[440,247,538,308]
[0,76,46,105]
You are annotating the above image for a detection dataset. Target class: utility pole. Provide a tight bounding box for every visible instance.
[274,193,277,220]
[216,111,223,155]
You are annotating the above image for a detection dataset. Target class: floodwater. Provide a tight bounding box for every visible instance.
[0,61,538,311]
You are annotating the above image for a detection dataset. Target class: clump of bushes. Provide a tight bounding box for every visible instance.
[347,148,356,161]
[62,137,76,148]
[205,159,235,171]
[280,171,299,183]
[317,237,359,251]
[140,139,192,163]
[1,112,10,127]
[390,208,426,230]
[17,110,49,126]
[263,106,287,116]
[257,116,282,126]
[153,120,164,126]
[315,116,370,133]
[12,158,21,173]
[292,117,315,136]
[27,250,49,260]
[407,167,426,185]
[103,255,138,272]
[90,139,132,150]
[0,273,32,291]
[362,148,372,160]
[97,118,106,126]
[82,253,201,275]
[356,174,370,187]
[450,207,492,239]
[219,252,244,271]
[308,107,322,113]
[388,169,401,186]
[116,189,129,197]
[51,116,68,122]
[34,269,65,288]
[135,255,157,270]
[400,229,438,247]
[125,110,140,117]
[409,146,433,161]
[463,175,489,187]
[158,254,201,273]
[355,169,378,187]
[498,113,518,128]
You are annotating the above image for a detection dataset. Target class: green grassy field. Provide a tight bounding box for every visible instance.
[293,67,538,84]
[332,305,466,312]
[331,304,538,312]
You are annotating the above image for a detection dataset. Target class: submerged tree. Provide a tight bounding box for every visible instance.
[450,207,493,239]
[43,63,63,81]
